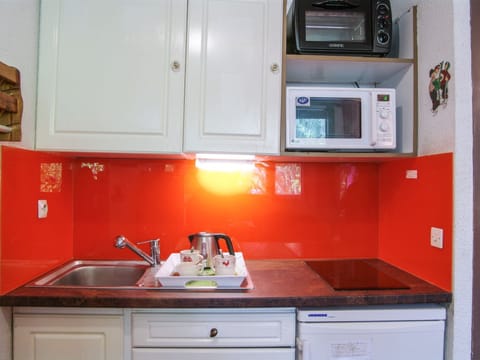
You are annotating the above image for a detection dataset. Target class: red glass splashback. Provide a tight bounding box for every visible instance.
[0,146,73,294]
[0,146,452,294]
[73,159,379,261]
[379,153,453,290]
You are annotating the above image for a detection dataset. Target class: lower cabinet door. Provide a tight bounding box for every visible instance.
[14,313,123,360]
[132,348,295,360]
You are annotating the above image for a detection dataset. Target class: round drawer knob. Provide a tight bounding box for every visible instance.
[209,328,218,337]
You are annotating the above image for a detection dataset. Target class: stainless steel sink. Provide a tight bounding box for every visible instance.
[29,260,150,288]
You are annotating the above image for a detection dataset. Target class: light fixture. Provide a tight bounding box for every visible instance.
[194,154,257,195]
[195,154,256,172]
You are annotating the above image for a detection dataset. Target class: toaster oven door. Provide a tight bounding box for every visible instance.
[294,0,373,53]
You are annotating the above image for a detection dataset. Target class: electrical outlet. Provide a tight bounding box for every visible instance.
[405,169,418,179]
[430,227,444,249]
[38,200,48,219]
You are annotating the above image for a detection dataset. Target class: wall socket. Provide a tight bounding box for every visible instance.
[38,200,48,219]
[430,227,444,249]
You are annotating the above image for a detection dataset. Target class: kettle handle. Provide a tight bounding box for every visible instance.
[214,234,235,255]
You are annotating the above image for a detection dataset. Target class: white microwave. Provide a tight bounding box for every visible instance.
[286,86,396,151]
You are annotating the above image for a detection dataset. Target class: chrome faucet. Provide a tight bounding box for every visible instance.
[114,235,160,266]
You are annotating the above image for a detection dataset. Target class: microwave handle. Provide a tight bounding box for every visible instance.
[312,0,360,9]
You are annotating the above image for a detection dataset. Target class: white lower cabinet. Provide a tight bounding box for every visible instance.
[130,308,296,360]
[13,308,124,360]
[13,307,295,360]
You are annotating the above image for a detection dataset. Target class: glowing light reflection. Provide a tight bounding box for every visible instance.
[195,155,258,196]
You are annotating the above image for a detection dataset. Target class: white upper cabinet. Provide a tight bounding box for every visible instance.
[183,0,283,155]
[36,0,283,155]
[36,0,187,153]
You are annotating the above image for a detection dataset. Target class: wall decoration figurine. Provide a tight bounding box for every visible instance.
[429,61,451,115]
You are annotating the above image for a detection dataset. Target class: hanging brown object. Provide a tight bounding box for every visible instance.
[0,61,22,141]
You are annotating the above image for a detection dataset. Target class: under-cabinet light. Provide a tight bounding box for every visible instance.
[195,154,256,172]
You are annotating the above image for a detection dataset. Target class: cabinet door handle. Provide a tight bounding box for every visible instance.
[270,63,280,73]
[209,328,218,337]
[171,61,181,72]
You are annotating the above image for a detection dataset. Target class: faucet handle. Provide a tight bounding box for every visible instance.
[137,238,160,247]
[137,238,160,265]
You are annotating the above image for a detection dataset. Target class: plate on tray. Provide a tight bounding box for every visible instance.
[155,252,252,289]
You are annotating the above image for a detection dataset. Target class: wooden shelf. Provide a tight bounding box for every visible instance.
[286,55,414,85]
[278,150,416,162]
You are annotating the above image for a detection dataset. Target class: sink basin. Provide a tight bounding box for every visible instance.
[29,260,150,288]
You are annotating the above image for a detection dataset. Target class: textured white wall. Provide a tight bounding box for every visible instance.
[1,1,39,358]
[415,0,456,155]
[450,1,473,359]
[392,0,456,155]
[394,1,473,359]
[0,0,39,150]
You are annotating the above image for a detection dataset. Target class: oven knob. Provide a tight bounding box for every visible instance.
[377,3,390,16]
[380,121,390,132]
[379,109,389,119]
[377,31,390,45]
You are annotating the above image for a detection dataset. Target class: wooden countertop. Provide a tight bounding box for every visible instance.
[0,259,451,308]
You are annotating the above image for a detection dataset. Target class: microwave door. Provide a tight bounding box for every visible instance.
[287,94,372,150]
[303,97,368,149]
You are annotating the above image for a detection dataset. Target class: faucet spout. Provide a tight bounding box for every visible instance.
[114,235,160,266]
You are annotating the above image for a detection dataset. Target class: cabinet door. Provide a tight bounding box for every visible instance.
[13,314,123,360]
[184,0,283,155]
[36,0,187,153]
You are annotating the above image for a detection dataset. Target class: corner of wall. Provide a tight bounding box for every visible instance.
[378,153,453,290]
[0,146,74,294]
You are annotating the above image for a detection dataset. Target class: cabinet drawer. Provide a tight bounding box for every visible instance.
[132,348,295,360]
[131,308,295,348]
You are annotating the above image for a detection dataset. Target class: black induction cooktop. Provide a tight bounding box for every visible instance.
[306,259,410,291]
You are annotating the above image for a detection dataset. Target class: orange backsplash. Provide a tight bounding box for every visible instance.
[73,159,379,261]
[0,146,73,294]
[378,153,453,290]
[0,146,453,294]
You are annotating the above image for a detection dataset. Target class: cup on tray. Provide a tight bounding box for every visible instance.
[172,262,203,276]
[213,254,236,275]
[180,249,203,264]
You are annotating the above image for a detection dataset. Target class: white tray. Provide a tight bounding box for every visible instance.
[155,252,251,289]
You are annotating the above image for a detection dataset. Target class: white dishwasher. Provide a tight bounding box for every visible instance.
[296,305,446,360]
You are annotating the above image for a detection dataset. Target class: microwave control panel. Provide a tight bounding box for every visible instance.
[374,92,395,147]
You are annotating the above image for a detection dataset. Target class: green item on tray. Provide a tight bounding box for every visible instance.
[185,280,218,288]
